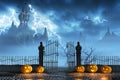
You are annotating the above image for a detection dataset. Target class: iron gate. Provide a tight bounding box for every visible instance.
[43,40,59,72]
[43,40,75,72]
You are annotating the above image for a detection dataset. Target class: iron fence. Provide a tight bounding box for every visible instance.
[81,56,120,65]
[0,56,120,65]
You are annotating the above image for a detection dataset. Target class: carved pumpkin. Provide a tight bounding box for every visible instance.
[87,64,98,73]
[36,66,44,73]
[21,65,32,74]
[76,66,85,73]
[101,65,112,74]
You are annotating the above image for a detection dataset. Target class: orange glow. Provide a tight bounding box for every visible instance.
[36,66,44,73]
[76,66,85,73]
[75,78,83,80]
[36,79,44,80]
[21,65,32,74]
[25,79,33,80]
[101,66,112,74]
[100,77,109,80]
[87,64,98,73]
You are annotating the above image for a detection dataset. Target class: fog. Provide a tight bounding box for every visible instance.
[0,38,120,66]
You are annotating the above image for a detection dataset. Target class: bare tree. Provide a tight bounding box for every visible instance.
[82,48,97,64]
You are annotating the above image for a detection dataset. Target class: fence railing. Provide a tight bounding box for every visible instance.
[81,56,120,65]
[0,56,39,65]
[0,56,120,65]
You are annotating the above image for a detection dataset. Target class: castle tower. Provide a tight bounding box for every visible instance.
[42,27,48,41]
[107,27,110,33]
[11,21,15,27]
[18,5,29,27]
[79,32,85,44]
[105,27,111,36]
[102,27,112,41]
[8,21,17,34]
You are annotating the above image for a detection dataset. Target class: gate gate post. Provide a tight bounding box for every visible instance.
[76,42,82,66]
[38,42,44,66]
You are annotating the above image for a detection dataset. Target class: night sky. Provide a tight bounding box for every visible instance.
[0,0,120,56]
[0,0,120,41]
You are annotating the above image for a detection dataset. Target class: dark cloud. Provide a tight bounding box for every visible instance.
[39,0,119,38]
[0,0,120,39]
[80,19,104,36]
[0,0,119,12]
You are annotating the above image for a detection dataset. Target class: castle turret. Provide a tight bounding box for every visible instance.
[42,27,48,41]
[8,21,17,34]
[18,3,29,28]
[11,21,15,27]
[105,27,110,36]
[16,3,35,45]
[79,32,85,44]
[102,27,112,40]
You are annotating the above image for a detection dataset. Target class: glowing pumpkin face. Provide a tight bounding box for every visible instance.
[21,65,32,74]
[101,66,112,74]
[76,66,85,73]
[36,66,44,73]
[87,64,98,73]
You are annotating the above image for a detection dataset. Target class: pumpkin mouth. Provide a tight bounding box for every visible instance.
[87,64,98,73]
[25,70,30,72]
[91,70,95,72]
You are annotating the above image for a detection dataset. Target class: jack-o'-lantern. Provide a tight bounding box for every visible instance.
[76,66,85,73]
[36,66,44,73]
[21,65,32,74]
[87,64,98,73]
[101,65,112,74]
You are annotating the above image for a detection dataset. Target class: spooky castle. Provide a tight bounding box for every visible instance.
[0,5,48,46]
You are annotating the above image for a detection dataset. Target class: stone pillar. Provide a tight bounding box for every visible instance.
[76,42,82,66]
[38,42,44,66]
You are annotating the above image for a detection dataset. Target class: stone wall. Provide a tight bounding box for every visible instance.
[0,65,119,73]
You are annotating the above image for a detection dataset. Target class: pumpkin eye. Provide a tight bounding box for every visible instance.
[90,66,93,68]
[24,67,27,69]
